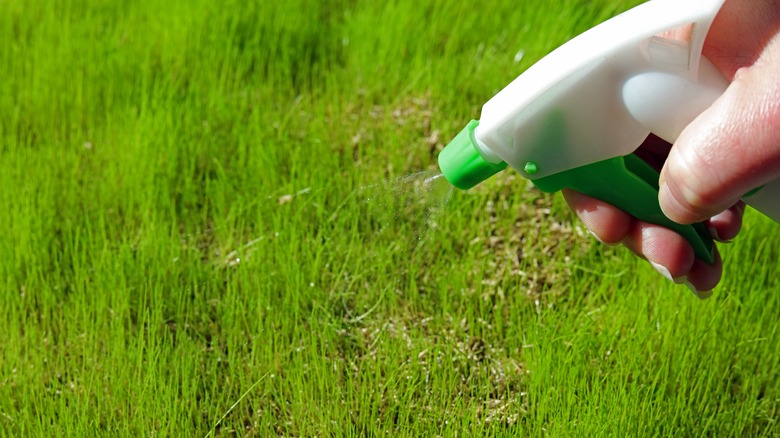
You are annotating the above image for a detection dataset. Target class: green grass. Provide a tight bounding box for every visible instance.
[1,0,779,435]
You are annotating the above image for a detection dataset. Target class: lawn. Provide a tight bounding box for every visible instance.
[1,0,779,435]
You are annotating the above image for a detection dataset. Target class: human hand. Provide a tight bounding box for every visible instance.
[565,0,780,297]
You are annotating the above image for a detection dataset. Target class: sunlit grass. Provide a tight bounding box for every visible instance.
[1,0,778,435]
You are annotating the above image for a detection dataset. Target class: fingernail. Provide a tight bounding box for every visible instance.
[588,230,617,246]
[649,261,685,284]
[658,180,672,212]
[658,178,695,222]
[684,281,713,300]
[708,226,732,244]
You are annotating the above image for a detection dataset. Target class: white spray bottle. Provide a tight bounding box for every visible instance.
[438,0,779,264]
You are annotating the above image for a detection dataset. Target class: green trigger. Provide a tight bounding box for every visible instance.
[531,154,715,264]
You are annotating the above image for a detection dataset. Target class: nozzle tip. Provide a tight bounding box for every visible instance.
[438,120,507,190]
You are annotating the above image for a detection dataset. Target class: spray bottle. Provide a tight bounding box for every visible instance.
[437,0,779,264]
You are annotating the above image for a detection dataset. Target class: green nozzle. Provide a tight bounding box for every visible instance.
[438,120,507,190]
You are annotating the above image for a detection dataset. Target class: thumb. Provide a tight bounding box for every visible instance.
[659,40,780,224]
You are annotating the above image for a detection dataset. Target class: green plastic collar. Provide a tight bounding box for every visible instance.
[438,120,507,190]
